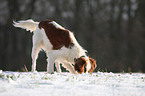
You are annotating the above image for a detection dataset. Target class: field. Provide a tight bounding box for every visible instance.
[0,70,145,96]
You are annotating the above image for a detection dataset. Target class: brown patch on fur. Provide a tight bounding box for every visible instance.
[74,57,87,74]
[88,57,97,74]
[39,20,74,50]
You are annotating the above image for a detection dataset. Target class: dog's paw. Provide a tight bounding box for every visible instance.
[47,71,54,74]
[31,70,38,73]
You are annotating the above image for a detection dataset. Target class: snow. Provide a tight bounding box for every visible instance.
[0,71,145,96]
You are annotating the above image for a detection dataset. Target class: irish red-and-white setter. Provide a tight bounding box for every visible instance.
[13,19,97,74]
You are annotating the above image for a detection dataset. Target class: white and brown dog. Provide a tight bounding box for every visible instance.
[13,19,96,74]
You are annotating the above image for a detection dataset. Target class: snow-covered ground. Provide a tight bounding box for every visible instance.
[0,71,145,96]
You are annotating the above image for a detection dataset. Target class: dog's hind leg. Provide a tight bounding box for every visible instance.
[31,44,41,72]
[31,30,42,72]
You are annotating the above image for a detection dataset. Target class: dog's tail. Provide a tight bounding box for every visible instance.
[13,19,39,32]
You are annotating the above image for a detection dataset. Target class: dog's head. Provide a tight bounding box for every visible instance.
[74,56,97,74]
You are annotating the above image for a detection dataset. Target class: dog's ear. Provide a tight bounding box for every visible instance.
[89,57,97,74]
[74,57,87,74]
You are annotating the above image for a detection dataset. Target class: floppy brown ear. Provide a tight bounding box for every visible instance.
[89,57,97,74]
[74,57,86,74]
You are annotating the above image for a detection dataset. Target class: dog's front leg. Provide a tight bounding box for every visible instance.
[55,60,61,73]
[47,53,55,74]
[62,63,76,74]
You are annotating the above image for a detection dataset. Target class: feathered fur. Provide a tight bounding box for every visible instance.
[13,19,39,32]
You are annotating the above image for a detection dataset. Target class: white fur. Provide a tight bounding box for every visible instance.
[82,56,91,73]
[13,19,91,74]
[49,21,65,30]
[13,19,39,32]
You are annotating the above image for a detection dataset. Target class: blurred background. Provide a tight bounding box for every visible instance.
[0,0,145,72]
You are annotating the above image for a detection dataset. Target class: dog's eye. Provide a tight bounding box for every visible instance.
[74,58,78,62]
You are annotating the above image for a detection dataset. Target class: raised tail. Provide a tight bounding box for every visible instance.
[13,19,39,32]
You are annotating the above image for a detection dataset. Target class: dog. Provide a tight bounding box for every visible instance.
[13,19,97,74]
